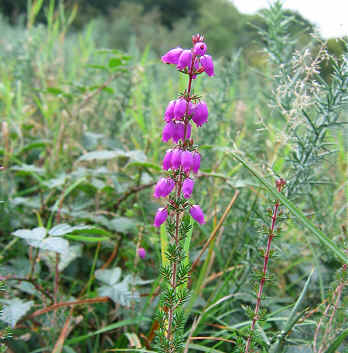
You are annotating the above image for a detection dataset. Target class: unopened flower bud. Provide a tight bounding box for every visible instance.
[138,247,146,259]
[193,42,207,56]
[192,152,201,174]
[154,208,168,227]
[190,205,205,224]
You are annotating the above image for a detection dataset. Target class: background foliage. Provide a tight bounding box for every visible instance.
[0,0,347,352]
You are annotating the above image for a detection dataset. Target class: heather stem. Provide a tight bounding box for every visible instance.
[165,52,196,352]
[244,180,285,353]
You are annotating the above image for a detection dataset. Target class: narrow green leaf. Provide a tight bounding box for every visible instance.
[160,223,169,267]
[229,152,348,263]
[66,317,149,345]
[270,269,314,353]
[64,234,110,243]
[188,343,225,353]
[323,328,348,353]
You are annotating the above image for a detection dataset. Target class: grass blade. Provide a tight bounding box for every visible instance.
[229,151,348,264]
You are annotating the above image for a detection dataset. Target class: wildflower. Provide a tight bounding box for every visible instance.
[172,149,182,170]
[182,178,194,198]
[181,151,193,172]
[161,47,183,65]
[174,98,187,120]
[200,55,214,76]
[162,122,175,142]
[154,208,168,227]
[192,101,208,127]
[193,42,207,56]
[177,50,192,70]
[164,100,176,122]
[162,150,173,170]
[190,205,205,224]
[173,123,184,143]
[192,152,201,174]
[154,178,175,198]
[138,247,146,259]
[163,178,175,197]
[153,178,167,198]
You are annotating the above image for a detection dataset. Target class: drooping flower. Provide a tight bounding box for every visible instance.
[164,100,176,122]
[162,178,175,197]
[162,150,173,170]
[173,123,184,143]
[193,42,207,56]
[192,152,201,174]
[182,178,194,198]
[162,122,175,142]
[171,149,182,170]
[154,208,168,227]
[138,247,146,259]
[161,47,183,65]
[181,151,193,172]
[192,101,208,127]
[190,205,205,224]
[174,98,187,120]
[200,55,214,76]
[153,178,167,198]
[154,178,175,198]
[177,50,192,70]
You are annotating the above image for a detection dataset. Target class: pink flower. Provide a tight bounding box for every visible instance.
[174,98,187,120]
[172,149,182,170]
[182,178,194,198]
[173,123,184,143]
[164,100,176,122]
[161,47,183,65]
[181,151,193,172]
[190,205,205,224]
[154,208,168,227]
[162,150,173,170]
[153,178,167,198]
[154,178,175,198]
[177,50,192,70]
[193,42,207,56]
[192,152,201,174]
[200,55,214,76]
[138,247,146,259]
[162,122,175,142]
[192,101,208,127]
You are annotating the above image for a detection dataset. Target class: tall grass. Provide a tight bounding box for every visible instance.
[0,1,347,352]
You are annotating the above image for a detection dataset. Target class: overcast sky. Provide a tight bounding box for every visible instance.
[231,0,348,38]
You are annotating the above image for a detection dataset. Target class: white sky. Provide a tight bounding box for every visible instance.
[231,0,348,38]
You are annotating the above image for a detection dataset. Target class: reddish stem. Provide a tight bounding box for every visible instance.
[166,51,196,348]
[244,181,285,353]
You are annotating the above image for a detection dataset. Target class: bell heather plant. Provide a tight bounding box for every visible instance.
[154,34,214,353]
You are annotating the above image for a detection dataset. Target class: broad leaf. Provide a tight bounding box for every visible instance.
[0,298,33,327]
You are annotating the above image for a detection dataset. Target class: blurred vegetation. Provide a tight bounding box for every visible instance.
[0,0,347,352]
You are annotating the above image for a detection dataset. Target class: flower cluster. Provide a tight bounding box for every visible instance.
[153,34,214,229]
[155,33,214,353]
